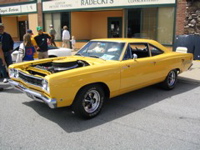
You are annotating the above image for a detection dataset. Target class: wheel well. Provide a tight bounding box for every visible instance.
[175,68,180,74]
[76,82,110,100]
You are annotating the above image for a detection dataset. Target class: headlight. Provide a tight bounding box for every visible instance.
[42,79,49,93]
[9,68,19,78]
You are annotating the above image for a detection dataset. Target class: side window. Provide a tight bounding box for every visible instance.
[130,43,150,58]
[149,44,164,56]
[123,44,132,60]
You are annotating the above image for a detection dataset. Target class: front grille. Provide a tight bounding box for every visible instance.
[28,70,46,77]
[19,71,43,87]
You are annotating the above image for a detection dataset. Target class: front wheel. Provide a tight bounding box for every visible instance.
[72,84,105,119]
[160,70,177,90]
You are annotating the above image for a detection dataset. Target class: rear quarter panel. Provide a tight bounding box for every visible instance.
[164,52,193,73]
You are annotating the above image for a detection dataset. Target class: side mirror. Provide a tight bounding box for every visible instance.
[133,53,138,60]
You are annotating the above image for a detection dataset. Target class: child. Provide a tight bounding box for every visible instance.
[16,33,36,63]
[70,36,76,50]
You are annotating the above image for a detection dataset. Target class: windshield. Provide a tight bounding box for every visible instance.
[76,41,125,60]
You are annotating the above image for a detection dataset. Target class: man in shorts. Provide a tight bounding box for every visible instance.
[32,26,51,59]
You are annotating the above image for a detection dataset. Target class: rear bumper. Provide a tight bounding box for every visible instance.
[188,63,193,70]
[9,80,57,109]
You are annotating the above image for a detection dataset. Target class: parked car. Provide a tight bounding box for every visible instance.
[8,38,193,119]
[11,43,72,62]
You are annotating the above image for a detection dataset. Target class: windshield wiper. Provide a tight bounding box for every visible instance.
[75,53,83,56]
[89,55,106,61]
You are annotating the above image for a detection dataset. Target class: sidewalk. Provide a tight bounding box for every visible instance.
[178,60,200,84]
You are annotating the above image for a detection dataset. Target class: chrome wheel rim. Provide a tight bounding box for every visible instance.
[83,90,101,113]
[168,71,176,86]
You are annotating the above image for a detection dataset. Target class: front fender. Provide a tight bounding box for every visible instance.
[48,65,120,107]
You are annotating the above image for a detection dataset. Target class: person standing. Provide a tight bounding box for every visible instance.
[0,23,14,83]
[62,25,70,48]
[32,26,51,59]
[70,35,76,51]
[26,29,33,36]
[49,24,57,47]
[16,33,36,63]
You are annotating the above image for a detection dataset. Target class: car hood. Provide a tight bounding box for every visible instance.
[10,55,117,77]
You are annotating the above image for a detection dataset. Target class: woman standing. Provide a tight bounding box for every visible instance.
[16,33,36,63]
[62,26,70,48]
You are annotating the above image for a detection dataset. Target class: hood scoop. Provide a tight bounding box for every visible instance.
[53,60,79,72]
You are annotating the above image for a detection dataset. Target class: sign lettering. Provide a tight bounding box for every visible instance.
[81,0,114,5]
[41,0,176,11]
[0,3,36,15]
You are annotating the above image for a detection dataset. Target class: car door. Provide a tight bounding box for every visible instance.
[119,43,161,93]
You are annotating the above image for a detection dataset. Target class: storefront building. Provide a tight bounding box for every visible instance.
[0,0,37,41]
[0,0,188,49]
[42,0,176,48]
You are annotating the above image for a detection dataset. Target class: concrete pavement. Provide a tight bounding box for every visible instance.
[179,60,200,83]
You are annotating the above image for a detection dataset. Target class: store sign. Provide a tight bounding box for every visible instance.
[0,3,37,15]
[43,0,176,11]
[0,6,20,14]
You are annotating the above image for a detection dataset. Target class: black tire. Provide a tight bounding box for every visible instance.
[72,84,105,119]
[161,70,177,90]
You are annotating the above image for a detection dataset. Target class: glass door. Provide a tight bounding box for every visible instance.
[108,17,122,38]
[18,21,27,41]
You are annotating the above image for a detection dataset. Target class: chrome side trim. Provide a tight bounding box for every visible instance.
[9,80,57,109]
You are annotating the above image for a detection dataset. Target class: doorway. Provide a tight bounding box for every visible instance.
[127,9,141,38]
[18,21,27,41]
[108,17,122,38]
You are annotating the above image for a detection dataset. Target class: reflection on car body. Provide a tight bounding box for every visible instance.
[11,43,72,62]
[8,38,193,119]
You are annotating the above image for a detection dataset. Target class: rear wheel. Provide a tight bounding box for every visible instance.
[72,84,105,119]
[161,70,177,90]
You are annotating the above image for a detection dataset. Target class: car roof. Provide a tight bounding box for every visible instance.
[91,38,153,42]
[91,38,171,52]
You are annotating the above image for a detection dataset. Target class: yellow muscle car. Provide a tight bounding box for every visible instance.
[8,38,193,119]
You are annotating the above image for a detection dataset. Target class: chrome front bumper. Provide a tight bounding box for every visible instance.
[9,80,57,109]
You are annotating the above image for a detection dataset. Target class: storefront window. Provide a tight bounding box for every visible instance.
[44,13,51,34]
[127,9,141,38]
[53,13,61,40]
[127,7,174,45]
[141,8,157,40]
[157,7,174,45]
[44,12,70,40]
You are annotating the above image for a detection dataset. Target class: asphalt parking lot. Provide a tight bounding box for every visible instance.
[0,61,200,150]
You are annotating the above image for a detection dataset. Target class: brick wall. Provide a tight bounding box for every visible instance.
[184,0,200,35]
[37,2,43,27]
[176,0,187,35]
[176,0,200,35]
